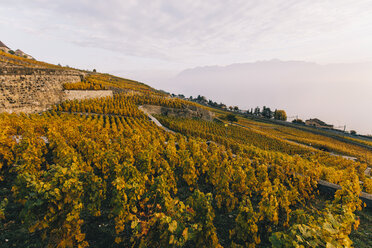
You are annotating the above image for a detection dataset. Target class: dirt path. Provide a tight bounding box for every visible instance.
[138,106,175,134]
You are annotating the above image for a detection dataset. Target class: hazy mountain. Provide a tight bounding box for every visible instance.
[163,60,372,134]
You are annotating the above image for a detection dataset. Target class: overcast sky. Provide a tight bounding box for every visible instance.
[2,1,372,72]
[1,0,372,133]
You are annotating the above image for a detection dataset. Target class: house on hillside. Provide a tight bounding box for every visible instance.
[0,41,10,53]
[305,118,333,129]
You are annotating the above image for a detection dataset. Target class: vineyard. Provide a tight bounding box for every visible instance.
[83,74,162,94]
[1,60,371,247]
[0,109,366,248]
[0,50,68,70]
[63,81,107,90]
[234,117,372,164]
[155,116,371,194]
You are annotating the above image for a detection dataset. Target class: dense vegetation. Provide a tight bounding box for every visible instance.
[155,116,371,194]
[63,81,107,90]
[0,109,365,248]
[83,74,160,94]
[0,50,67,69]
[0,53,371,247]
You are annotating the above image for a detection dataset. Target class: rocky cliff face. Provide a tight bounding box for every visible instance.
[0,67,84,113]
[141,104,214,121]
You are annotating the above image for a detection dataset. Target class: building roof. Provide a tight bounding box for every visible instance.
[0,40,9,49]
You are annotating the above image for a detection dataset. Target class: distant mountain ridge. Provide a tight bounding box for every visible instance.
[178,59,320,76]
[166,60,372,134]
[177,59,372,77]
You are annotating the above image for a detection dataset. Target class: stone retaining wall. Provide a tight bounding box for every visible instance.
[0,67,84,113]
[63,90,113,101]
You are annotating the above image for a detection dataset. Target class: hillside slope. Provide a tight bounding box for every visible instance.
[0,54,371,247]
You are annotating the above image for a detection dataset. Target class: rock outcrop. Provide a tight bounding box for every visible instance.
[15,49,34,60]
[140,104,214,121]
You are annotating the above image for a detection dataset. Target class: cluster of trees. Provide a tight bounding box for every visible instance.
[292,118,305,124]
[184,95,227,109]
[226,114,238,123]
[247,106,287,121]
[185,95,288,121]
[190,95,228,109]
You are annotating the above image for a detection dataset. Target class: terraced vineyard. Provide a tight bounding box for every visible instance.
[0,54,371,247]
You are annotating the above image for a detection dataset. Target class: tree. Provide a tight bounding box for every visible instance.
[196,95,207,104]
[274,110,287,121]
[262,106,273,119]
[292,119,304,125]
[93,69,97,73]
[8,50,15,55]
[254,107,261,116]
[226,114,238,123]
[219,103,226,109]
[350,130,357,135]
[233,106,239,112]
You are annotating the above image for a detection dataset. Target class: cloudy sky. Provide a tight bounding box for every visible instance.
[2,1,372,72]
[1,0,372,133]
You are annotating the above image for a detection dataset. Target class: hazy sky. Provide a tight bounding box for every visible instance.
[166,60,372,134]
[1,0,372,133]
[2,0,372,73]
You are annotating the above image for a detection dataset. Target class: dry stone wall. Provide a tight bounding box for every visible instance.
[64,90,113,101]
[0,67,84,113]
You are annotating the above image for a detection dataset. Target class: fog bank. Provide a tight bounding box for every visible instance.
[161,60,372,134]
